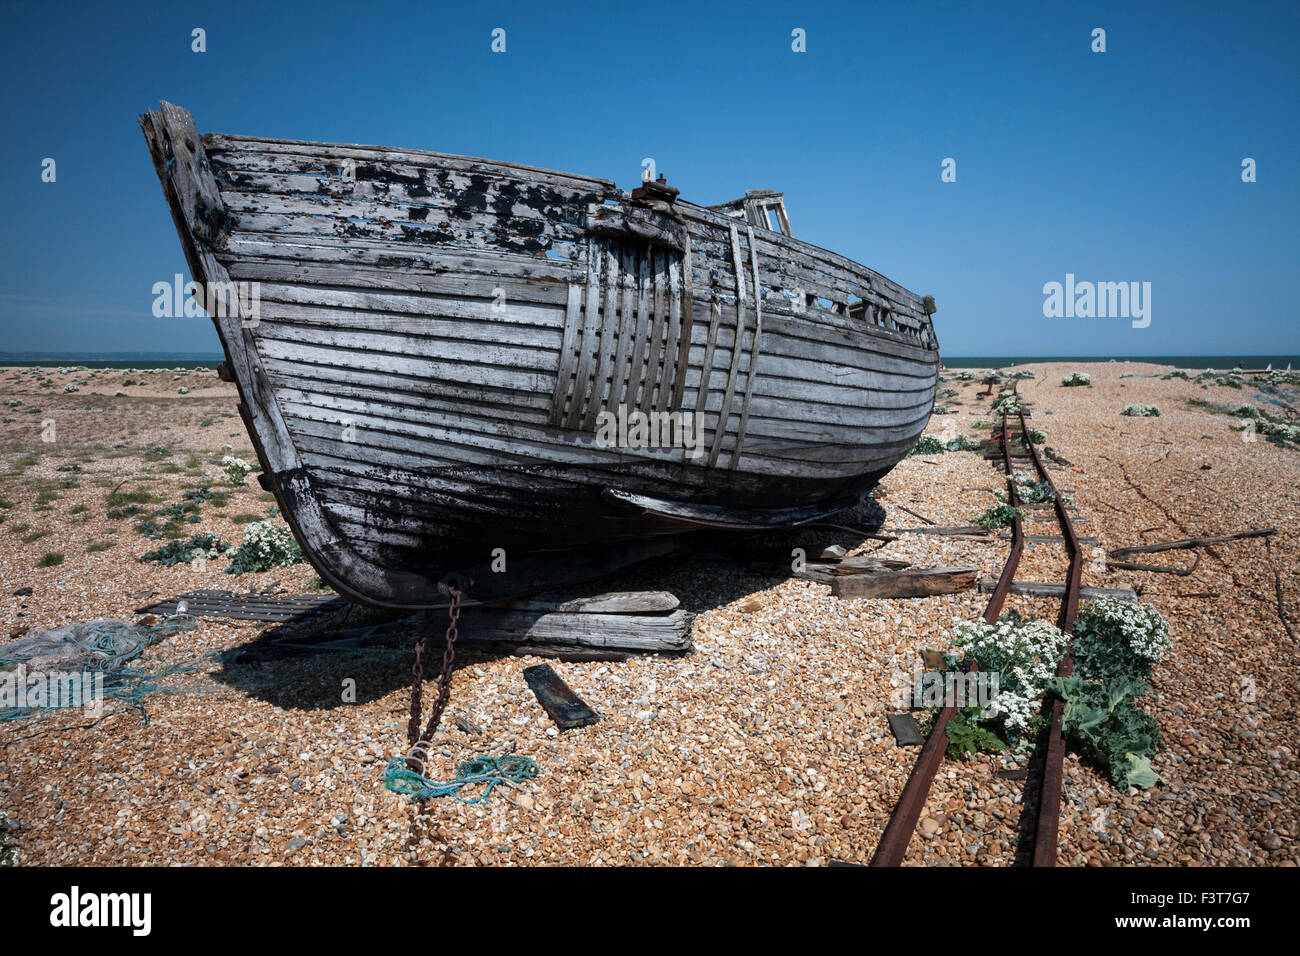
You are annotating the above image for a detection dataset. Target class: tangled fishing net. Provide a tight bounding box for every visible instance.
[0,615,204,723]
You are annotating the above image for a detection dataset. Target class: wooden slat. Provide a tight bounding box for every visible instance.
[707,223,749,467]
[566,249,604,429]
[550,282,586,423]
[584,242,621,430]
[671,231,695,413]
[731,225,765,468]
[658,251,683,413]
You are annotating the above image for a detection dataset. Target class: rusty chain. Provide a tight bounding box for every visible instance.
[406,581,465,755]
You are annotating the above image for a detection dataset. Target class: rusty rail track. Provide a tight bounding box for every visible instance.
[870,385,1084,867]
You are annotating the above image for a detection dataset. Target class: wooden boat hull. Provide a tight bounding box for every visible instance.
[140,102,940,607]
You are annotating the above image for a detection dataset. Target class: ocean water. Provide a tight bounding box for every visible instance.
[0,352,223,369]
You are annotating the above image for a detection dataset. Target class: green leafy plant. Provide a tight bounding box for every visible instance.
[1121,403,1161,417]
[948,611,1068,745]
[1072,598,1172,681]
[1012,474,1057,504]
[992,394,1022,415]
[1062,371,1091,387]
[908,435,946,456]
[974,503,1023,529]
[105,489,157,508]
[138,532,230,566]
[945,707,1007,759]
[37,552,64,568]
[1187,399,1300,446]
[1050,675,1162,789]
[226,521,302,574]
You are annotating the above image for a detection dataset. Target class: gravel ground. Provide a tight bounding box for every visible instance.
[0,361,1295,866]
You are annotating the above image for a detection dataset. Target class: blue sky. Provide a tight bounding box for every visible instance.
[0,0,1296,357]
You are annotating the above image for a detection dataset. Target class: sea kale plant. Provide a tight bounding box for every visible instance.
[1187,399,1300,447]
[908,435,946,456]
[138,532,230,566]
[221,455,256,486]
[1062,371,1091,387]
[992,393,1022,415]
[1121,403,1161,417]
[226,521,303,574]
[974,502,1023,529]
[1050,598,1172,790]
[947,611,1069,744]
[1050,675,1163,789]
[1071,597,1172,681]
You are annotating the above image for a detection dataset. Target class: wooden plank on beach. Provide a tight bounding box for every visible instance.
[523,664,600,729]
[977,577,1136,601]
[796,556,911,583]
[1000,533,1100,545]
[832,566,978,599]
[459,607,693,652]
[498,590,680,614]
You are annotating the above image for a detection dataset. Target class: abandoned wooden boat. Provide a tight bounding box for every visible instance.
[140,101,940,608]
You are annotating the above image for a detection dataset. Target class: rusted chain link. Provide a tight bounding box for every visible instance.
[406,582,465,764]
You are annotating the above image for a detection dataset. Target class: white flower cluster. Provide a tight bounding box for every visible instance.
[226,521,302,574]
[1121,403,1160,417]
[1062,371,1091,386]
[948,616,1068,739]
[221,455,254,485]
[1079,597,1171,664]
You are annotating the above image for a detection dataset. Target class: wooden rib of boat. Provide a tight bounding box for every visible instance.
[139,101,941,608]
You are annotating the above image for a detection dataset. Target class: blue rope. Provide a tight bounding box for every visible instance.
[0,616,204,723]
[384,754,539,804]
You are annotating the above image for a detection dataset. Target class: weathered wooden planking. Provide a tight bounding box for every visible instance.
[707,222,750,467]
[976,578,1137,601]
[459,608,694,652]
[499,591,680,614]
[831,567,979,599]
[136,589,348,622]
[796,556,912,583]
[523,665,601,729]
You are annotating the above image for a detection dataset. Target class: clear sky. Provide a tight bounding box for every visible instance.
[0,0,1296,357]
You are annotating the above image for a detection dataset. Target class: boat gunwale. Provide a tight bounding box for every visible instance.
[203,131,933,327]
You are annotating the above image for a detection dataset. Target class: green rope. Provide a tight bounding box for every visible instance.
[384,754,539,804]
[0,616,204,723]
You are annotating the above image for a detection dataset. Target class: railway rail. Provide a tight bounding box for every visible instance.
[870,383,1085,867]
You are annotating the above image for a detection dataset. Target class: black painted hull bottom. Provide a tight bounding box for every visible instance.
[309,465,891,607]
